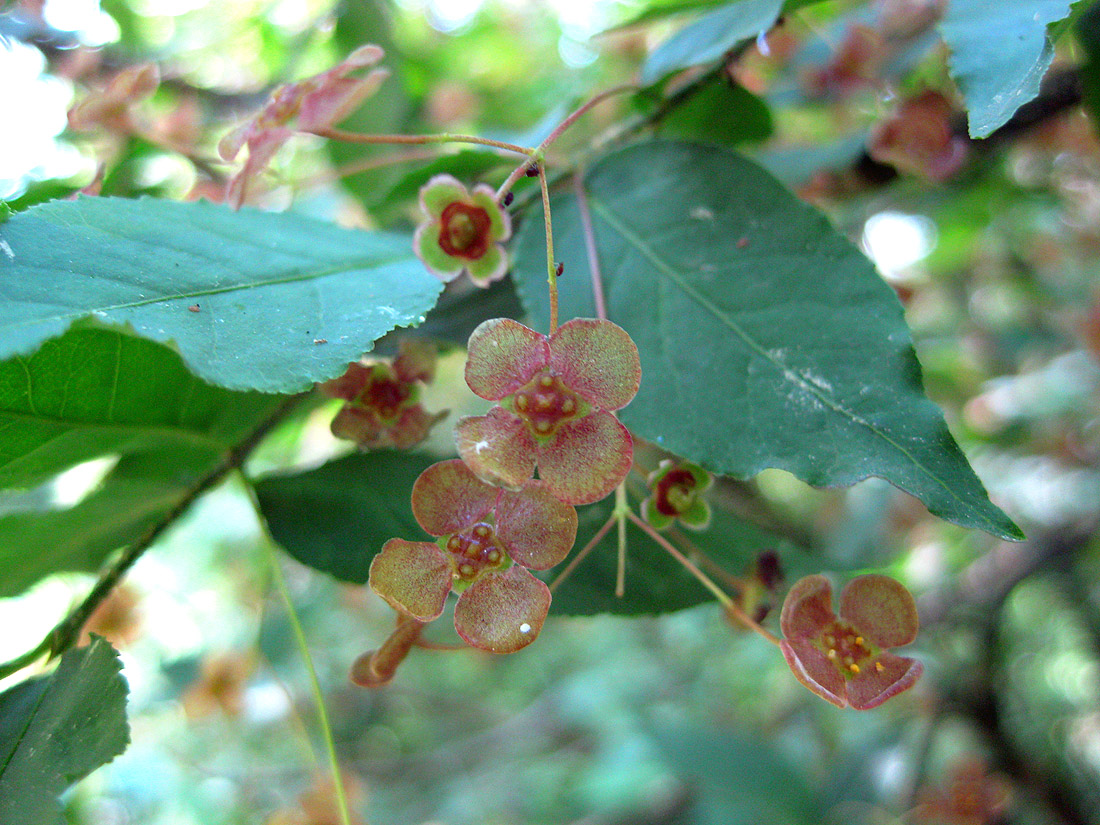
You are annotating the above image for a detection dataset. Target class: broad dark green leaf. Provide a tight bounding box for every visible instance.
[513,142,1022,540]
[655,78,773,146]
[941,0,1075,138]
[255,450,438,583]
[0,327,282,596]
[0,197,441,393]
[415,278,524,346]
[0,636,129,825]
[1078,2,1100,131]
[640,0,784,85]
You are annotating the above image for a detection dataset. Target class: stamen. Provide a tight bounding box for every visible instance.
[855,636,863,645]
[827,649,837,660]
[875,661,885,672]
[849,663,860,674]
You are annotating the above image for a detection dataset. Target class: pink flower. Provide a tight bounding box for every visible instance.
[320,340,444,450]
[218,45,389,207]
[369,460,577,653]
[67,63,159,133]
[780,574,923,710]
[413,174,511,287]
[454,317,641,506]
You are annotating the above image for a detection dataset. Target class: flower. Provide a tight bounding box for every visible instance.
[218,45,389,207]
[911,758,1011,825]
[67,63,159,133]
[413,174,511,287]
[779,573,922,710]
[369,459,577,653]
[869,90,968,180]
[320,340,445,450]
[454,317,641,505]
[641,459,713,530]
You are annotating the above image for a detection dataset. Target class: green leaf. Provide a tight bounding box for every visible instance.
[1077,2,1100,131]
[941,0,1076,138]
[0,197,442,393]
[640,0,784,85]
[0,327,282,596]
[373,150,511,220]
[0,636,129,825]
[255,450,438,583]
[656,78,773,145]
[605,0,825,34]
[513,142,1022,540]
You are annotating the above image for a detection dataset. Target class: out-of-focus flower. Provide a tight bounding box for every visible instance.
[780,573,922,709]
[641,459,713,531]
[80,583,142,648]
[320,340,444,450]
[218,45,389,207]
[67,63,159,133]
[369,459,577,653]
[266,771,366,825]
[182,651,252,718]
[413,174,511,287]
[910,758,1011,825]
[803,24,886,98]
[870,90,968,180]
[454,318,641,505]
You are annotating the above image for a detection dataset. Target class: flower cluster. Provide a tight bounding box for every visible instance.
[414,175,511,287]
[321,340,444,450]
[779,573,922,710]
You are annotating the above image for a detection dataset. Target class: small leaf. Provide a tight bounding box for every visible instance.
[0,197,442,393]
[941,0,1076,138]
[0,636,129,825]
[641,0,784,85]
[513,142,1022,539]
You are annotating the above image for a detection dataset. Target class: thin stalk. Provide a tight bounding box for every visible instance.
[311,127,535,158]
[539,163,559,335]
[615,484,629,598]
[627,511,781,647]
[0,394,305,681]
[549,514,617,593]
[573,172,608,321]
[301,147,440,189]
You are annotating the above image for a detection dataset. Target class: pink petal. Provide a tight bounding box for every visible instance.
[780,574,837,641]
[846,652,923,710]
[454,408,537,490]
[388,405,446,450]
[369,539,452,621]
[329,405,384,446]
[495,481,578,570]
[298,68,390,131]
[549,319,641,411]
[319,362,372,400]
[839,574,919,648]
[411,459,499,536]
[536,410,632,505]
[393,340,437,384]
[341,43,385,70]
[453,566,551,653]
[780,638,846,709]
[465,319,549,401]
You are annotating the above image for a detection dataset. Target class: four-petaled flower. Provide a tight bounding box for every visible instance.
[218,44,389,207]
[779,573,922,710]
[320,340,445,450]
[413,174,511,287]
[454,317,641,505]
[369,459,577,653]
[641,459,713,531]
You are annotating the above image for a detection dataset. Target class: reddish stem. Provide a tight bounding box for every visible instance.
[349,616,426,688]
[573,172,608,321]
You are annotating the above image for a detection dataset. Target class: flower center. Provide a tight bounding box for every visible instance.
[444,522,506,581]
[655,469,698,516]
[438,202,492,259]
[819,620,880,677]
[357,367,411,421]
[511,370,582,439]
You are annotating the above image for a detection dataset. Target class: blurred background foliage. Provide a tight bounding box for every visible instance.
[2,0,1100,823]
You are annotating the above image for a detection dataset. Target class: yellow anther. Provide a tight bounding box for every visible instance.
[827,649,837,660]
[875,661,885,672]
[849,663,860,674]
[855,636,863,646]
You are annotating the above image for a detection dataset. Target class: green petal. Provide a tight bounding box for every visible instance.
[470,185,511,241]
[419,173,468,219]
[838,574,919,649]
[369,539,452,620]
[683,461,714,492]
[454,408,537,490]
[779,574,835,641]
[549,319,641,411]
[679,498,711,530]
[536,410,632,506]
[464,243,508,287]
[495,480,577,570]
[641,497,674,531]
[453,566,551,653]
[411,459,498,537]
[414,222,464,282]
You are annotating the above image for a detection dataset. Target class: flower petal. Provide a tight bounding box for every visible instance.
[330,405,385,446]
[780,638,847,709]
[453,566,551,653]
[411,459,499,536]
[641,497,675,531]
[419,174,468,220]
[319,362,372,400]
[369,539,452,620]
[536,410,632,505]
[549,319,641,411]
[846,652,923,710]
[470,185,511,241]
[463,243,508,288]
[495,480,578,570]
[298,68,389,131]
[454,408,537,490]
[679,498,712,530]
[393,340,437,384]
[838,574,919,648]
[414,222,464,282]
[780,574,837,641]
[389,405,446,450]
[465,318,549,400]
